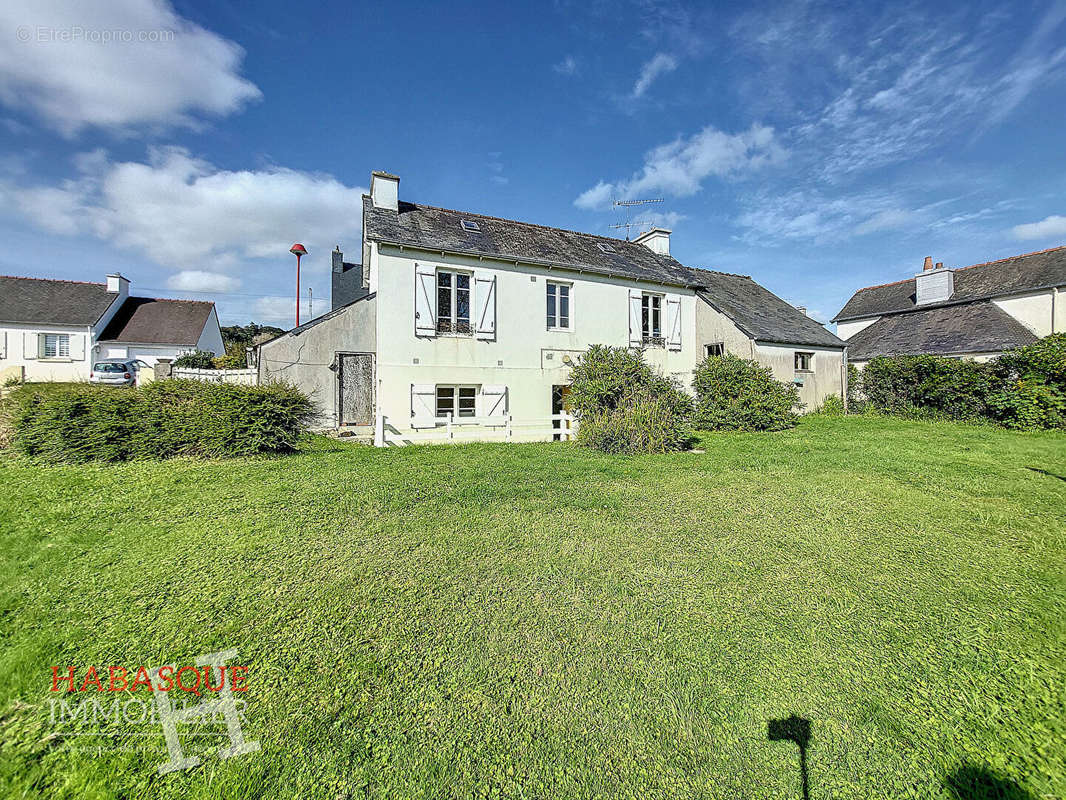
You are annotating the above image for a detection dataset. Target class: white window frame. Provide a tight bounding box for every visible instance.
[546,280,573,330]
[705,343,725,358]
[436,269,473,336]
[42,333,70,359]
[435,384,478,419]
[641,292,664,346]
[794,351,813,372]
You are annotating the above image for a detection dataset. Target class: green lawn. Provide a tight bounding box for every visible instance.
[0,416,1063,799]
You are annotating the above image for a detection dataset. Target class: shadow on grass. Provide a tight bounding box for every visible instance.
[944,764,1036,799]
[768,715,811,800]
[1027,466,1066,481]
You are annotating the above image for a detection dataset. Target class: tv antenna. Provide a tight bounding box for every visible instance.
[610,198,663,240]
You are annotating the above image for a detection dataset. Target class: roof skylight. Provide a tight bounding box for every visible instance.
[460,219,481,232]
[597,242,615,253]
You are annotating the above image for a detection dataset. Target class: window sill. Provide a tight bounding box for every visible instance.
[546,326,573,333]
[40,357,75,363]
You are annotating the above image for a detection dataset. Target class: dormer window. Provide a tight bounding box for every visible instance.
[460,219,481,232]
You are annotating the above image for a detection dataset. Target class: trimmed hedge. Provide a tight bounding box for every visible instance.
[568,345,693,453]
[692,354,801,431]
[8,379,313,463]
[860,334,1066,431]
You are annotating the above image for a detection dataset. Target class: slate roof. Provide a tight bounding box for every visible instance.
[0,276,118,325]
[833,246,1066,321]
[845,301,1039,360]
[363,196,844,349]
[98,297,216,345]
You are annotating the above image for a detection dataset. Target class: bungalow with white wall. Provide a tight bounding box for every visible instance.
[834,247,1066,365]
[0,273,224,383]
[260,171,846,442]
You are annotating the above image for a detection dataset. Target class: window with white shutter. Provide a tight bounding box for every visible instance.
[410,384,436,425]
[474,272,496,340]
[480,385,507,417]
[414,265,437,336]
[628,290,643,347]
[665,295,681,351]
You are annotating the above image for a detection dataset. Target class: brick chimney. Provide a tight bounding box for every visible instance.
[922,256,934,271]
[370,171,399,211]
[633,227,671,256]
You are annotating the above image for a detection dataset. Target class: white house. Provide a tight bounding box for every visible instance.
[260,171,846,442]
[0,273,224,383]
[834,248,1066,365]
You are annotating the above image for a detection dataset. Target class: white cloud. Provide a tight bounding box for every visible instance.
[1012,214,1066,241]
[553,56,578,76]
[167,270,239,292]
[632,53,678,98]
[4,148,367,275]
[575,123,784,208]
[255,296,303,326]
[854,208,913,235]
[0,0,260,135]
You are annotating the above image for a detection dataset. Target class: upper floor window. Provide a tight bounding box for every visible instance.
[794,352,813,372]
[43,333,70,358]
[546,281,571,329]
[437,270,471,335]
[705,343,725,358]
[641,293,663,346]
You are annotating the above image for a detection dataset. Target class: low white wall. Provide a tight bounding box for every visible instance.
[172,367,258,385]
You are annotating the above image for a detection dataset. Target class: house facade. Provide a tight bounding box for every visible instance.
[834,248,1066,365]
[260,171,846,441]
[0,273,224,383]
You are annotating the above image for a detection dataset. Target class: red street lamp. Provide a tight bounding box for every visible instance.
[290,243,307,326]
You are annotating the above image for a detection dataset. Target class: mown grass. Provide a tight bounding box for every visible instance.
[0,416,1063,799]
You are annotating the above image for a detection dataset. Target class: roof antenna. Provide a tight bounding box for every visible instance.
[609,198,663,240]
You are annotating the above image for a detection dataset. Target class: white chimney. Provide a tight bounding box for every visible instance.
[370,170,399,211]
[106,272,129,300]
[796,306,807,317]
[633,227,671,256]
[915,258,953,305]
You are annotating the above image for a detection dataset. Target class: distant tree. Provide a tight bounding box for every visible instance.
[221,323,284,349]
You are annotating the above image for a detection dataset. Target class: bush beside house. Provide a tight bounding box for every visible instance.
[859,334,1066,431]
[691,354,801,432]
[7,380,313,463]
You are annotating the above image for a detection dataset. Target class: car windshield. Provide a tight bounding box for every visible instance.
[93,363,126,373]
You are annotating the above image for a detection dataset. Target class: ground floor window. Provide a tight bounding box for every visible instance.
[43,333,70,358]
[705,343,725,358]
[794,352,813,372]
[436,385,477,418]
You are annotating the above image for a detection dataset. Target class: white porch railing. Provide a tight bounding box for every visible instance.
[374,413,576,446]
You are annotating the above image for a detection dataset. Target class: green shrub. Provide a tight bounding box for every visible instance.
[576,394,692,454]
[173,350,217,369]
[567,345,693,453]
[692,354,801,431]
[213,342,248,370]
[9,380,313,463]
[987,378,1066,431]
[991,333,1066,390]
[861,355,995,421]
[814,393,846,415]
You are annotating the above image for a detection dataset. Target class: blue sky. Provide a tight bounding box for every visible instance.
[1,0,1064,327]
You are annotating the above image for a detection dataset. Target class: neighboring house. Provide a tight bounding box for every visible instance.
[0,273,224,383]
[834,248,1066,366]
[260,171,845,438]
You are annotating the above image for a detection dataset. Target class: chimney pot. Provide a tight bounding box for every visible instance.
[935,262,943,269]
[923,256,934,271]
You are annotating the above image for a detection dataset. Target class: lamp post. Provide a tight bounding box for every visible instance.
[290,243,307,326]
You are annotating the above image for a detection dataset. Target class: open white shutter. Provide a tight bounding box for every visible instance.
[666,295,682,351]
[475,272,496,340]
[410,383,436,426]
[414,264,437,336]
[69,334,85,360]
[0,331,6,359]
[628,290,643,347]
[481,384,507,417]
[24,332,38,359]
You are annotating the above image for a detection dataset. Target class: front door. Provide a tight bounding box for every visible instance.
[339,353,374,426]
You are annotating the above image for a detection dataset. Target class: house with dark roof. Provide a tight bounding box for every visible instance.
[0,273,224,383]
[261,171,845,438]
[833,248,1066,365]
